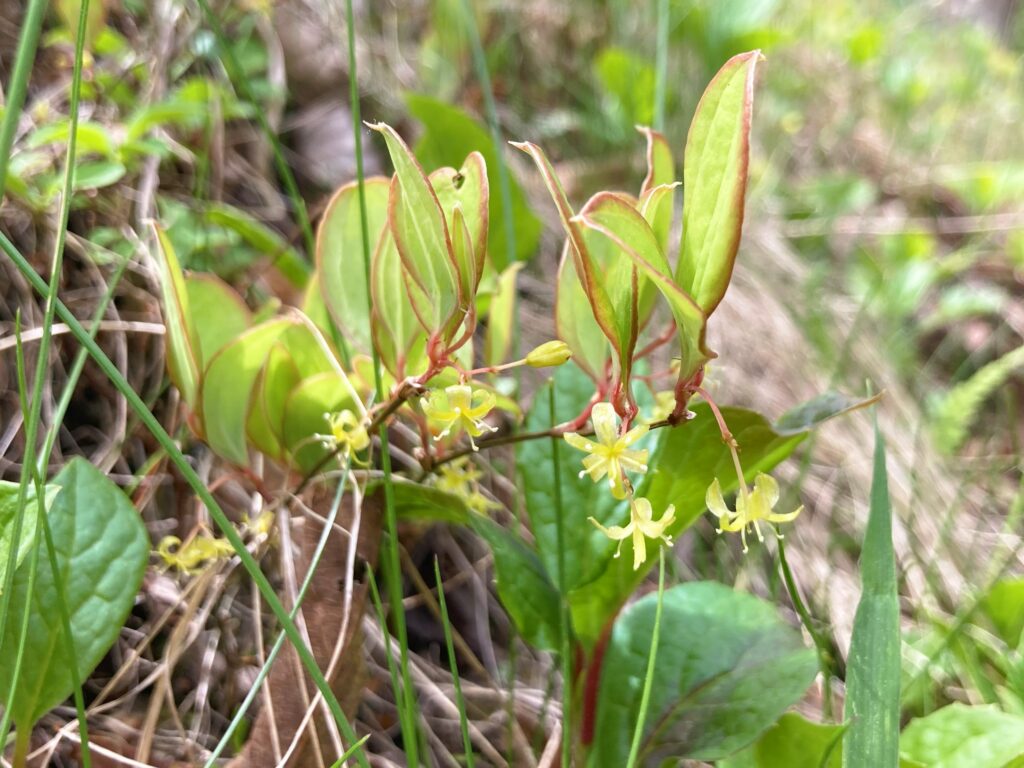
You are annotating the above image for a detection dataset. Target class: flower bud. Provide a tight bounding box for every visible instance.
[525,340,572,368]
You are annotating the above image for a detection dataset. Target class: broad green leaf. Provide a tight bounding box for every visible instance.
[678,50,760,315]
[589,582,817,766]
[447,204,478,343]
[844,421,900,768]
[27,120,116,158]
[429,154,489,292]
[484,263,524,368]
[576,192,712,385]
[183,274,251,369]
[556,245,610,383]
[570,404,806,645]
[282,372,360,472]
[0,458,148,728]
[407,93,541,267]
[153,224,201,409]
[518,365,627,594]
[899,704,1024,768]
[316,177,390,354]
[370,122,460,335]
[200,319,293,465]
[73,160,126,190]
[0,482,59,591]
[719,713,845,768]
[983,578,1024,647]
[371,229,429,379]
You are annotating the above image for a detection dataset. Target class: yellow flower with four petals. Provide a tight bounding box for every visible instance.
[424,384,498,449]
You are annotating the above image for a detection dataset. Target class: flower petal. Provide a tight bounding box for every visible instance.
[632,525,647,570]
[591,402,620,445]
[564,432,596,453]
[705,478,731,518]
[767,505,803,524]
[754,473,780,508]
[588,516,632,540]
[621,422,650,447]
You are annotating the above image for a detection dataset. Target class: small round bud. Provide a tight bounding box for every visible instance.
[526,340,572,368]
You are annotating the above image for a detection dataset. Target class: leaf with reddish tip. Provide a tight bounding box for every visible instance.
[576,192,712,385]
[678,50,760,315]
[316,177,390,355]
[638,182,681,321]
[370,122,461,335]
[638,127,677,252]
[429,152,488,295]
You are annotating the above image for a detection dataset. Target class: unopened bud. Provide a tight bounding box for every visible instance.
[526,340,572,368]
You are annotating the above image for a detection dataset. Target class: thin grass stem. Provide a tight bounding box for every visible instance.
[0,0,48,201]
[625,548,665,768]
[434,557,474,768]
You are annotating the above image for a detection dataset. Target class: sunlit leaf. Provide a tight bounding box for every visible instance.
[899,704,1024,768]
[0,483,59,589]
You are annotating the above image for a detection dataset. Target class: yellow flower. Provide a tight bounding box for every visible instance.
[318,409,370,456]
[157,534,235,574]
[424,384,497,449]
[564,402,649,499]
[706,473,803,553]
[589,497,675,570]
[435,458,499,514]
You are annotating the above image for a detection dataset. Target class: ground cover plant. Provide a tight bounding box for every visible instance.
[1,1,1023,766]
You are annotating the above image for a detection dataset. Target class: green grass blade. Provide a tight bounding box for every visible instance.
[653,0,670,132]
[843,419,900,768]
[434,557,474,768]
[0,233,369,768]
[0,0,47,201]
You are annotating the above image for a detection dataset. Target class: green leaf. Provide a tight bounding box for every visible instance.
[899,704,1024,768]
[72,160,126,190]
[589,582,817,766]
[843,421,900,768]
[983,578,1024,647]
[204,203,309,289]
[27,120,116,158]
[0,458,148,728]
[576,191,711,385]
[183,274,251,370]
[245,342,300,460]
[678,50,760,315]
[369,122,461,336]
[0,482,59,591]
[153,223,201,409]
[371,228,429,379]
[200,319,294,465]
[720,713,845,768]
[570,404,806,645]
[428,152,489,296]
[406,94,541,267]
[282,371,360,472]
[388,482,472,525]
[518,365,625,595]
[317,177,390,355]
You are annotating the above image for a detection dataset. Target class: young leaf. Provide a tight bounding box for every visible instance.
[843,421,900,768]
[316,177,390,355]
[183,273,251,369]
[369,122,461,337]
[590,582,817,766]
[371,228,429,379]
[407,93,541,268]
[0,482,59,588]
[282,371,360,472]
[575,192,712,386]
[719,713,845,768]
[429,153,489,291]
[483,262,524,368]
[0,458,148,729]
[678,50,760,315]
[246,342,301,460]
[638,126,676,252]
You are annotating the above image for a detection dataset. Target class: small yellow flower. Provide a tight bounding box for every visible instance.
[424,384,497,449]
[564,402,649,499]
[706,473,803,553]
[589,497,675,570]
[318,409,370,456]
[157,534,235,574]
[435,458,499,514]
